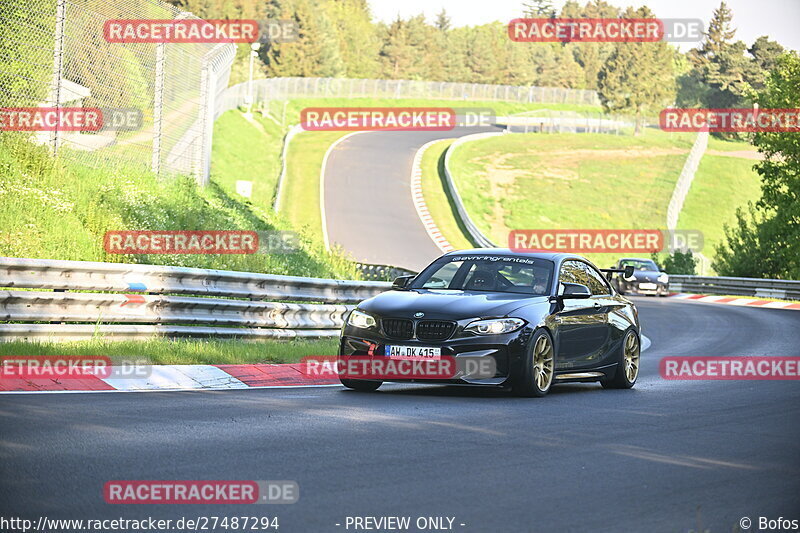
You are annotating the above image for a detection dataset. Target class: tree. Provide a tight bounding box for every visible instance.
[687,1,751,108]
[529,43,584,88]
[746,36,784,91]
[559,1,619,90]
[261,0,344,77]
[713,52,800,279]
[652,251,698,275]
[434,9,451,32]
[324,0,380,78]
[378,15,444,80]
[522,0,555,17]
[597,7,675,134]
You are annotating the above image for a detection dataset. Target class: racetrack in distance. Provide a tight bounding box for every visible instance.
[323,126,501,271]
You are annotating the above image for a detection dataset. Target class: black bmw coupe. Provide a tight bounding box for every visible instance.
[338,249,641,397]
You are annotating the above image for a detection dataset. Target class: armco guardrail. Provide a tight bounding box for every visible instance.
[0,257,391,342]
[670,275,800,300]
[442,132,502,249]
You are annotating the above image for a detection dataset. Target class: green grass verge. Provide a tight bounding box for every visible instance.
[0,338,338,365]
[677,153,761,259]
[280,131,351,245]
[419,139,474,250]
[446,131,698,266]
[211,110,284,209]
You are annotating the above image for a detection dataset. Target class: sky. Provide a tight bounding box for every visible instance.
[367,0,800,52]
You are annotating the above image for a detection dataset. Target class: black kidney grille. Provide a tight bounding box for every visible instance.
[382,318,413,340]
[416,320,456,341]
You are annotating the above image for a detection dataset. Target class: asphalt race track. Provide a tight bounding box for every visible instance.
[323,126,502,271]
[2,298,799,532]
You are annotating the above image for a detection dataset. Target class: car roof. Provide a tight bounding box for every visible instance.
[444,248,590,264]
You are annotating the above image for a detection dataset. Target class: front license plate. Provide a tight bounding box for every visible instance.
[385,345,441,360]
[639,283,657,290]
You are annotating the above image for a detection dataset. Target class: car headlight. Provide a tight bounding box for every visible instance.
[347,309,376,329]
[464,318,525,335]
[658,273,669,283]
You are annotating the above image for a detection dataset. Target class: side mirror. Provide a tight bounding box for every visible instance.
[623,265,635,278]
[392,275,414,290]
[561,282,591,299]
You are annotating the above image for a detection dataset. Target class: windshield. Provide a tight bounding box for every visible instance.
[411,255,554,295]
[620,259,659,271]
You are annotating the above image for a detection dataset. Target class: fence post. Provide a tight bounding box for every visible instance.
[151,41,165,174]
[48,0,67,155]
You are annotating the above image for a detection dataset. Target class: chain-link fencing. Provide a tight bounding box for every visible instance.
[0,0,235,184]
[219,77,601,118]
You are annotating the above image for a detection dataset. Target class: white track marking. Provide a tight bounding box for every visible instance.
[410,139,457,253]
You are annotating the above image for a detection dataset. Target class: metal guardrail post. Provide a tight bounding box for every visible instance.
[151,42,165,174]
[48,0,67,156]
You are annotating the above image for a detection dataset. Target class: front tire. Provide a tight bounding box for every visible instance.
[340,378,382,392]
[601,329,640,389]
[512,329,555,397]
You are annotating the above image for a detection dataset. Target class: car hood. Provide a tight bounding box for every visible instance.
[630,270,663,283]
[358,289,548,320]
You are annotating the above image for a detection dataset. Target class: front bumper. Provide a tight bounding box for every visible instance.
[339,324,533,385]
[619,280,669,295]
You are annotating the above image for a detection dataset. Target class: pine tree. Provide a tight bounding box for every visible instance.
[687,1,751,108]
[522,0,555,17]
[262,0,344,78]
[434,9,451,32]
[379,17,415,79]
[746,36,784,91]
[325,0,380,78]
[597,7,676,134]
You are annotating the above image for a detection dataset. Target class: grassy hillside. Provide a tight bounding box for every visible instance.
[211,111,284,210]
[0,131,358,279]
[442,131,763,267]
[677,149,762,258]
[282,131,351,243]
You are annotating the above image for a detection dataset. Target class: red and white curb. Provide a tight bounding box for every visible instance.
[411,140,456,254]
[0,364,340,394]
[670,293,800,311]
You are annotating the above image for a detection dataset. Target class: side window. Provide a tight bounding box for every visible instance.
[582,263,612,295]
[559,260,590,288]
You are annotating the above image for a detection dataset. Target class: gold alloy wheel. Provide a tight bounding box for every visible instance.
[624,332,640,383]
[533,334,554,391]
